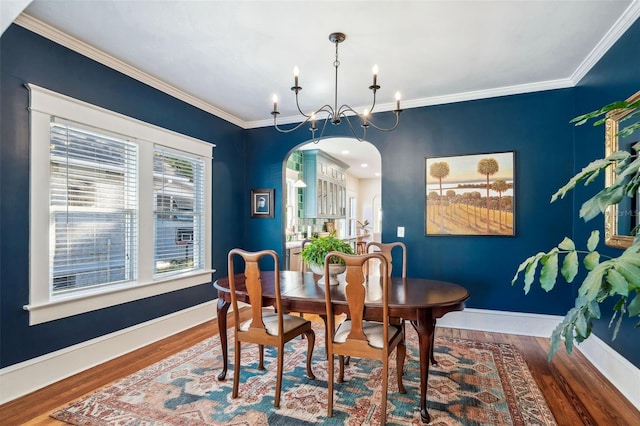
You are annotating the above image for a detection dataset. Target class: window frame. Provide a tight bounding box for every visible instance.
[26,84,215,325]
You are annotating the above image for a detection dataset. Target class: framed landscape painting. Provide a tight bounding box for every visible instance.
[425,151,515,236]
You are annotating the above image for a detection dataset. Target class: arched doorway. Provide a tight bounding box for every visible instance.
[282,137,382,269]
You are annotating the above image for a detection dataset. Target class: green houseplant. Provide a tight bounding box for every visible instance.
[512,96,640,359]
[301,234,354,285]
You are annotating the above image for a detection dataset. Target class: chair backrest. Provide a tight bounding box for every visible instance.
[228,248,282,336]
[323,251,390,352]
[299,239,312,272]
[365,241,407,278]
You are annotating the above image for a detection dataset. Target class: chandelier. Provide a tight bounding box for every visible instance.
[270,32,402,142]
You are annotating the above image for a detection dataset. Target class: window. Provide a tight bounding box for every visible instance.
[50,121,137,295]
[26,84,214,325]
[153,149,205,275]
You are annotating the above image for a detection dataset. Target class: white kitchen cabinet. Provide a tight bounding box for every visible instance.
[302,149,349,219]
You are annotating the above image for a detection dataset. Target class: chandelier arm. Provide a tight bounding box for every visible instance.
[337,104,360,117]
[273,104,336,134]
[312,115,332,144]
[273,115,312,133]
[368,90,378,114]
[294,92,314,118]
[339,114,366,142]
[363,111,401,132]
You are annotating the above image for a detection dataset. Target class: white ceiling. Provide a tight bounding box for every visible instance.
[4,1,640,179]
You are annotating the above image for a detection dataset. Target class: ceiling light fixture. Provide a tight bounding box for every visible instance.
[293,177,307,188]
[271,32,402,143]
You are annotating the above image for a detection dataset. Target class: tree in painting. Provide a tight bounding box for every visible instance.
[477,158,499,233]
[491,179,509,228]
[429,161,450,232]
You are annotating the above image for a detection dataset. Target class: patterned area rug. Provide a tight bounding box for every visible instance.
[51,323,556,425]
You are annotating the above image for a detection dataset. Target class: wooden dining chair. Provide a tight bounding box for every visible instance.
[227,248,316,408]
[366,241,438,366]
[365,241,407,278]
[299,238,312,272]
[323,251,407,424]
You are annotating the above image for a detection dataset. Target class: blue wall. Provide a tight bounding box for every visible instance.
[572,20,640,365]
[245,91,577,316]
[1,18,639,372]
[0,25,245,367]
[243,21,640,367]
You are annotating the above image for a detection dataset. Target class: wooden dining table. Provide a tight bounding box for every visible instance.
[213,271,469,423]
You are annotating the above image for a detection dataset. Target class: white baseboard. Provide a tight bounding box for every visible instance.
[0,300,218,405]
[1,305,638,411]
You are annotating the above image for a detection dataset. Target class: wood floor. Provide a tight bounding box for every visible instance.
[2,310,639,425]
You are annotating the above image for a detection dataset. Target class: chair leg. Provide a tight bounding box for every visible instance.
[338,355,346,383]
[396,342,407,394]
[305,329,316,379]
[430,320,438,366]
[258,344,265,370]
[327,353,334,417]
[232,340,241,398]
[319,314,329,359]
[381,358,388,426]
[274,346,284,408]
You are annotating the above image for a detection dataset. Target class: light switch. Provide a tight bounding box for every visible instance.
[397,226,405,238]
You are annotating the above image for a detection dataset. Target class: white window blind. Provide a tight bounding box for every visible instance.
[153,149,205,275]
[49,121,137,294]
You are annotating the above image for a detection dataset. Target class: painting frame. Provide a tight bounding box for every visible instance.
[425,151,515,236]
[251,188,274,218]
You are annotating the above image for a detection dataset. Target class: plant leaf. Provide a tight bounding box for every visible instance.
[512,254,537,286]
[615,261,640,288]
[586,230,599,251]
[583,251,600,270]
[551,159,610,203]
[561,251,579,283]
[523,253,544,294]
[606,269,630,297]
[587,299,601,319]
[558,237,575,251]
[578,266,605,300]
[628,293,640,317]
[575,311,588,338]
[540,252,558,291]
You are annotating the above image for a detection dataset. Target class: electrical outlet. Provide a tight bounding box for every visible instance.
[397,226,405,238]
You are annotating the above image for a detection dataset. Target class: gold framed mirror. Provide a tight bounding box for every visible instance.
[604,90,640,249]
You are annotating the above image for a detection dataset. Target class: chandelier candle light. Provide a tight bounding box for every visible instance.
[271,32,402,142]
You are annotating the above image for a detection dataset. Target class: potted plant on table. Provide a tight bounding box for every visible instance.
[300,233,354,285]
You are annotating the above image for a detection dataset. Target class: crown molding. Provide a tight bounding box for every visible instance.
[14,13,249,129]
[571,1,640,84]
[15,3,639,132]
[248,78,574,129]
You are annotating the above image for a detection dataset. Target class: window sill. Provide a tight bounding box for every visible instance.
[23,269,216,325]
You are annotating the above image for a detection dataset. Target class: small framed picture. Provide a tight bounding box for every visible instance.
[251,188,274,218]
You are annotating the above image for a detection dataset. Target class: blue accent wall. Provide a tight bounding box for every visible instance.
[1,17,639,372]
[243,21,640,367]
[246,90,577,316]
[572,20,640,365]
[0,25,245,367]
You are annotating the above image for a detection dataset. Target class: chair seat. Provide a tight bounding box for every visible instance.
[334,320,401,348]
[240,312,310,335]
